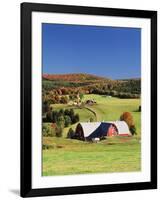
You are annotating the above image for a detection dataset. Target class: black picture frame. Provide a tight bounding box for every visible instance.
[21,2,157,198]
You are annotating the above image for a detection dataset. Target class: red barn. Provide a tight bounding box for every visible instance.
[75,121,131,141]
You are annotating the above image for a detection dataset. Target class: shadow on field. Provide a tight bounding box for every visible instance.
[133,109,141,112]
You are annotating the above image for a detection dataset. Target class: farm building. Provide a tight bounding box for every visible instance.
[85,99,96,105]
[75,121,131,141]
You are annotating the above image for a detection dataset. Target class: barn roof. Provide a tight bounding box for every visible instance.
[78,122,101,137]
[77,121,131,139]
[109,121,130,135]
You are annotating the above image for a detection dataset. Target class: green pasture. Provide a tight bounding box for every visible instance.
[43,136,141,176]
[51,94,141,136]
[43,95,141,176]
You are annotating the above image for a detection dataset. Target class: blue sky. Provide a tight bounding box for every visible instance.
[42,23,141,79]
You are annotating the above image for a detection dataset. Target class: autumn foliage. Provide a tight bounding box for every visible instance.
[120,112,137,135]
[43,73,141,100]
[120,112,134,127]
[43,73,107,82]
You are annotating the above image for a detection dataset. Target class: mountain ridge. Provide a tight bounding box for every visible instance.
[43,73,140,82]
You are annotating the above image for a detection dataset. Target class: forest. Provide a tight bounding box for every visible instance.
[42,73,141,105]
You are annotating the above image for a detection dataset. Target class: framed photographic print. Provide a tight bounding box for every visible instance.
[21,2,157,197]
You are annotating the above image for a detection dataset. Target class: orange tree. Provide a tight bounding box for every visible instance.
[120,112,137,135]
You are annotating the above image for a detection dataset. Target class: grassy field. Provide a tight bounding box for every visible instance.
[43,95,141,176]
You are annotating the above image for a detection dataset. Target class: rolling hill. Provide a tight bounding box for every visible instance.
[43,73,109,82]
[42,73,141,96]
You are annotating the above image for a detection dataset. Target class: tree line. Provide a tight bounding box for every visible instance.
[42,79,140,104]
[43,108,80,137]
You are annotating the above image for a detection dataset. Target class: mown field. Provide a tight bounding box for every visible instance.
[43,94,141,176]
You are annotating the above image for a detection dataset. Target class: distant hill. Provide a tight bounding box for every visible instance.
[42,73,141,97]
[116,78,141,81]
[43,73,109,82]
